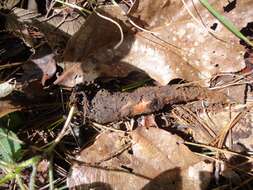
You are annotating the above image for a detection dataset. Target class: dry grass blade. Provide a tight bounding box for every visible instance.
[209,71,253,91]
[211,105,252,147]
[172,106,216,139]
[185,141,253,161]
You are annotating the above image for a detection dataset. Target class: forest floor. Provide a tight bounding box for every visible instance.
[0,0,253,189]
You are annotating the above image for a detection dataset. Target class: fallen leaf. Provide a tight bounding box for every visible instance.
[0,100,22,118]
[128,0,182,29]
[56,1,252,87]
[67,126,213,190]
[54,5,143,87]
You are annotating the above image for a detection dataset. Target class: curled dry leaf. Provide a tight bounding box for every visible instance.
[67,126,213,190]
[56,0,252,87]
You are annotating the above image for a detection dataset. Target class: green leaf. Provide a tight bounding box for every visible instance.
[0,128,23,163]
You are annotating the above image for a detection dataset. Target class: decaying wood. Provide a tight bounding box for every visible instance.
[76,84,228,123]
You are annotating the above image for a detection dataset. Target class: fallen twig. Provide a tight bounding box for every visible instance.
[76,84,228,123]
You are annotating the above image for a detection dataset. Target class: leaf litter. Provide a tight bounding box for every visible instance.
[1,0,253,189]
[56,0,252,87]
[68,125,213,190]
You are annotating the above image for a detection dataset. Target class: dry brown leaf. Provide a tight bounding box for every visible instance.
[55,1,252,87]
[62,5,129,63]
[54,5,137,87]
[0,100,22,118]
[67,126,213,190]
[128,0,183,29]
[150,0,252,82]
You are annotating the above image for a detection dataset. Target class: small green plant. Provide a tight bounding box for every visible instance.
[200,0,253,47]
[0,128,40,190]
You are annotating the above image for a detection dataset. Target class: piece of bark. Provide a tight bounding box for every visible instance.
[77,84,228,123]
